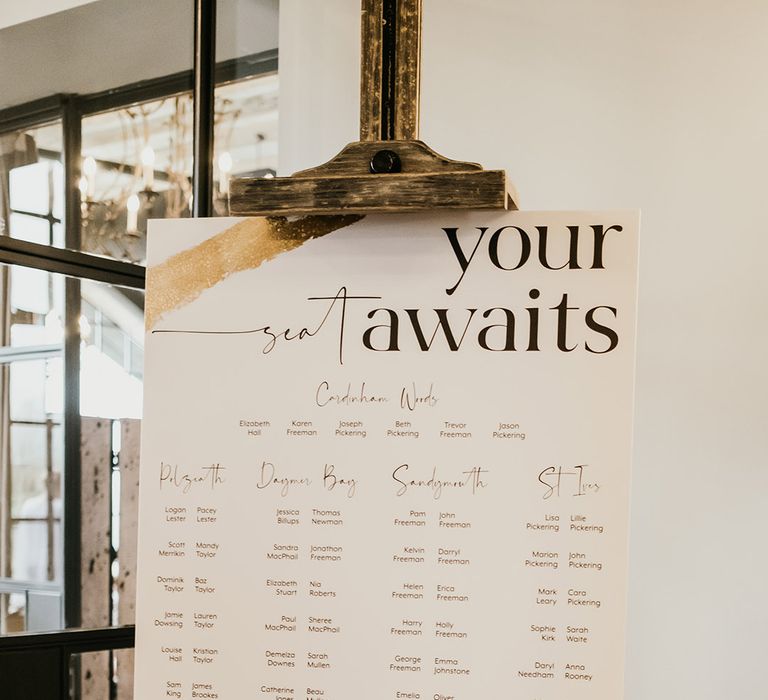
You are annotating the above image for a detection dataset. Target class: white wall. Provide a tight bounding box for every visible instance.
[279,1,768,698]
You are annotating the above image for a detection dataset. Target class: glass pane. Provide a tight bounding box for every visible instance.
[9,212,50,244]
[0,264,144,635]
[10,423,49,516]
[0,263,65,633]
[215,0,279,215]
[9,360,49,421]
[10,264,52,316]
[8,264,65,347]
[51,160,65,221]
[213,73,279,216]
[51,423,63,474]
[1,0,281,248]
[11,519,61,585]
[1,122,63,245]
[217,0,279,72]
[9,162,49,216]
[0,592,26,633]
[70,650,132,700]
[80,280,144,419]
[52,221,64,248]
[80,95,194,263]
[0,261,64,631]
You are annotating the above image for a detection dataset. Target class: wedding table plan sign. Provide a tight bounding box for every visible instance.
[134,210,639,700]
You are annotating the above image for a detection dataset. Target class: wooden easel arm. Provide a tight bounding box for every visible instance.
[229,0,517,216]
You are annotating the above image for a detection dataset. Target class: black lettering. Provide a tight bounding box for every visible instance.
[363,308,400,351]
[550,293,578,352]
[444,227,487,295]
[478,307,516,351]
[591,224,622,269]
[488,226,531,271]
[585,306,619,353]
[527,289,540,351]
[405,309,477,351]
[536,225,581,270]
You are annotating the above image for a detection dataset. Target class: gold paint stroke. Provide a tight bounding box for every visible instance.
[145,215,363,330]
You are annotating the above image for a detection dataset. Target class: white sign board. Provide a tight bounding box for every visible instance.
[135,211,639,700]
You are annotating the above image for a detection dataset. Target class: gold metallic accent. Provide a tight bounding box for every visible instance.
[145,215,363,330]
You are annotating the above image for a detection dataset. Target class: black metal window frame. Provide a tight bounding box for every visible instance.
[3,154,65,588]
[0,626,136,699]
[0,31,277,637]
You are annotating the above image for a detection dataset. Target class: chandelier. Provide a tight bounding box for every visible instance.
[78,94,253,263]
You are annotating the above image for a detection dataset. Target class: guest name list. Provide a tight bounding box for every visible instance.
[135,211,639,700]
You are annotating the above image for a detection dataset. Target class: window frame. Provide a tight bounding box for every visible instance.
[0,47,277,631]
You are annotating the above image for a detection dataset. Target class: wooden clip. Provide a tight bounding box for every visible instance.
[230,0,516,216]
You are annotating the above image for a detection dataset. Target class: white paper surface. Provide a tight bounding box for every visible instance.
[135,211,639,700]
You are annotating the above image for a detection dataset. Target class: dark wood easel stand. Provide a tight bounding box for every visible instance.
[230,0,517,215]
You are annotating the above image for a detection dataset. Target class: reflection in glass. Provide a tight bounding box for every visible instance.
[0,261,64,633]
[76,72,279,264]
[71,649,135,700]
[80,281,144,419]
[1,122,63,244]
[0,264,144,634]
[81,95,194,263]
[213,73,279,215]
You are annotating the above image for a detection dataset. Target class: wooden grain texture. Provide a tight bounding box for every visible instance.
[230,170,510,216]
[394,0,422,140]
[230,0,514,214]
[293,139,481,177]
[360,0,384,141]
[360,0,422,141]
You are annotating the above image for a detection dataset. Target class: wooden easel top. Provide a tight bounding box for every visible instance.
[230,0,517,216]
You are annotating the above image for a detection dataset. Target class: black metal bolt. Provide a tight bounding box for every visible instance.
[369,149,402,174]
